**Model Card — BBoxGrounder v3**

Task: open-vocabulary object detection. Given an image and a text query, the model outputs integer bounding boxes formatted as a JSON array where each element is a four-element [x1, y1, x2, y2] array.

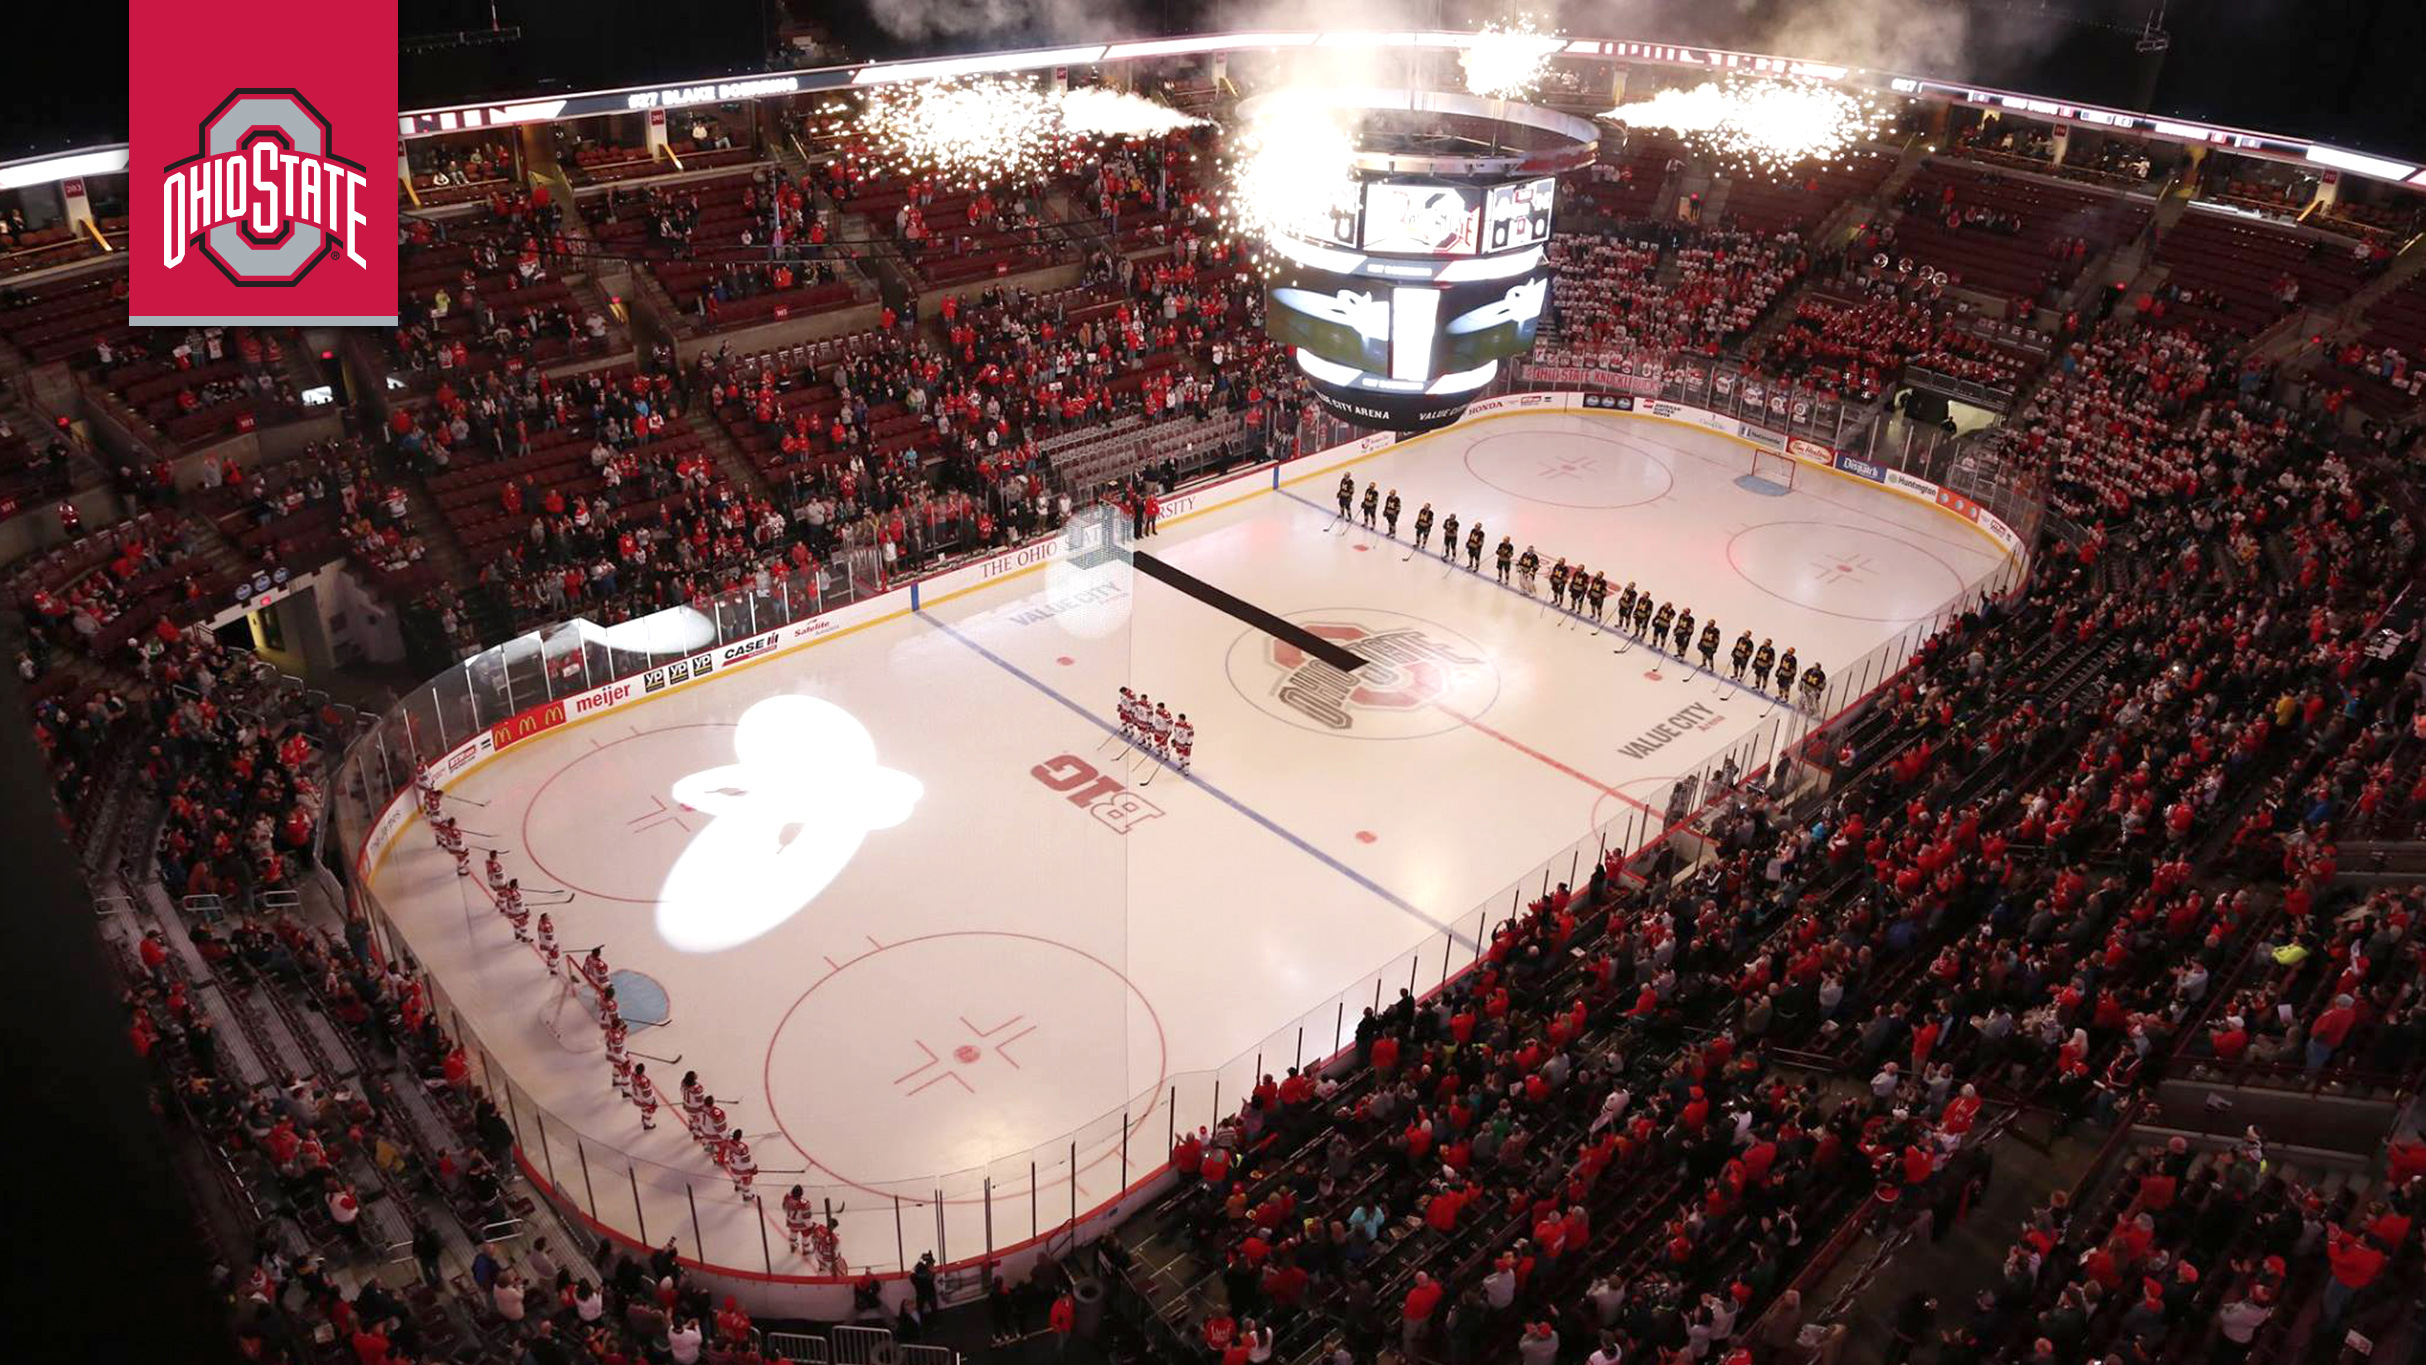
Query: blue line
[[1275, 488, 1785, 704], [920, 614, 1474, 952]]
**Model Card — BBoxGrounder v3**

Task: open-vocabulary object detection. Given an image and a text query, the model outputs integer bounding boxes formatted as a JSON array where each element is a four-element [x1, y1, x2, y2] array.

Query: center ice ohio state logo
[[1230, 610, 1499, 739], [158, 89, 372, 285]]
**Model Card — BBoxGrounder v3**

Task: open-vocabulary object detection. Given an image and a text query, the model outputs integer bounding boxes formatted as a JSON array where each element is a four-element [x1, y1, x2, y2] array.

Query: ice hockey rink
[[366, 405, 2018, 1283]]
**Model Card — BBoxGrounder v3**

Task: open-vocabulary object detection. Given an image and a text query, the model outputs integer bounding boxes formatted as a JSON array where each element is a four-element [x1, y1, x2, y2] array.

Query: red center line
[[1431, 704, 1660, 815]]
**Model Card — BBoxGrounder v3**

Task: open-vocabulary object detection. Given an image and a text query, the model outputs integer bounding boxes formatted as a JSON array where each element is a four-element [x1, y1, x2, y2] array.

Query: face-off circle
[[522, 723, 738, 903], [1225, 607, 1501, 740], [1726, 520, 1966, 622], [1461, 430, 1675, 509], [764, 931, 1167, 1199]]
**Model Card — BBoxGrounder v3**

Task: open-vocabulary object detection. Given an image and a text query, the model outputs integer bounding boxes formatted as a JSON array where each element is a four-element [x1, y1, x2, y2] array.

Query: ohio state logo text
[[1228, 610, 1499, 740], [160, 89, 371, 285]]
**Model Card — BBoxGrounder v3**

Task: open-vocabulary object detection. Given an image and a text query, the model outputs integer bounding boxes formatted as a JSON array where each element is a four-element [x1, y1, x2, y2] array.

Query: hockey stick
[[451, 826, 497, 839], [447, 794, 492, 808], [1402, 543, 1417, 561], [1137, 757, 1160, 787], [632, 1049, 683, 1064], [756, 1167, 810, 1175]]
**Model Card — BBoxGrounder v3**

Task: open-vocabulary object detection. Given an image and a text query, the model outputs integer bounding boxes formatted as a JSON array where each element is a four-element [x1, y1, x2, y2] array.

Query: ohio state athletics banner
[[129, 0, 398, 325]]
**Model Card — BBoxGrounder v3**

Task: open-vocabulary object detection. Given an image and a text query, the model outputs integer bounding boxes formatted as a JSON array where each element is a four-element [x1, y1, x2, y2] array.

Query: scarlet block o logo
[[1227, 609, 1500, 740], [160, 89, 372, 286]]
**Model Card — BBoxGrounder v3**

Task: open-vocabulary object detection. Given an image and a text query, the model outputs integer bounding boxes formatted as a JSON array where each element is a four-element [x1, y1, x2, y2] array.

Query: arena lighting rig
[[1236, 87, 1598, 433]]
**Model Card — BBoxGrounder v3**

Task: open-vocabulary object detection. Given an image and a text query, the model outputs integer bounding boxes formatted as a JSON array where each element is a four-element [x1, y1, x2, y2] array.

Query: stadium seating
[[1889, 160, 2152, 301], [2152, 209, 2381, 330]]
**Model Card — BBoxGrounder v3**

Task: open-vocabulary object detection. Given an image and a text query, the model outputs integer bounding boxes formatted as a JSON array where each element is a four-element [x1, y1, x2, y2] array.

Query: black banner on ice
[[1132, 551, 1367, 674]]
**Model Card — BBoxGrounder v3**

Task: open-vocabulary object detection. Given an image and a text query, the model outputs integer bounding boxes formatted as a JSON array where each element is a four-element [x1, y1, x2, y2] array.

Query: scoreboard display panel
[[1267, 174, 1560, 433]]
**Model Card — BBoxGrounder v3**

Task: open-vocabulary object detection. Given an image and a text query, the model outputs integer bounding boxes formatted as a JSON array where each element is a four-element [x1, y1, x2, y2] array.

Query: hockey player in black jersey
[[1383, 490, 1402, 537], [1464, 523, 1485, 571], [1730, 630, 1754, 680], [1650, 601, 1675, 651], [1515, 546, 1540, 594], [1697, 621, 1722, 669], [1547, 558, 1569, 604], [1750, 640, 1776, 690], [1413, 503, 1434, 550], [1494, 536, 1514, 584], [1671, 606, 1695, 660], [1360, 482, 1379, 528], [1440, 512, 1460, 561], [1586, 572, 1609, 622], [1335, 472, 1354, 521], [1773, 646, 1798, 700]]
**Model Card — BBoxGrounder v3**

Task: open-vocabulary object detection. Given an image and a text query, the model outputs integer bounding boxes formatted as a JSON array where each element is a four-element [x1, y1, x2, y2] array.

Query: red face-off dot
[[1352, 544, 1371, 553], [1056, 656, 1075, 666], [953, 1044, 982, 1064], [1355, 830, 1378, 844]]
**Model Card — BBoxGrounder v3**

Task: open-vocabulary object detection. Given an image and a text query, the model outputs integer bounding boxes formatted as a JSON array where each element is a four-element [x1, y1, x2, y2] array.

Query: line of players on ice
[[1336, 473, 1830, 710], [1115, 689, 1195, 772], [413, 759, 841, 1264]]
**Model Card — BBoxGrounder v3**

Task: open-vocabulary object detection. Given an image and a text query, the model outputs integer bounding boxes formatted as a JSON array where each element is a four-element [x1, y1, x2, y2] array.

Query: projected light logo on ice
[[657, 695, 921, 952], [1228, 609, 1499, 740], [157, 90, 373, 287]]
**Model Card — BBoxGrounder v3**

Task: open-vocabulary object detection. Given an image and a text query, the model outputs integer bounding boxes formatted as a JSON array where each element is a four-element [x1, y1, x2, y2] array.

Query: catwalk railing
[[324, 377, 2043, 1285]]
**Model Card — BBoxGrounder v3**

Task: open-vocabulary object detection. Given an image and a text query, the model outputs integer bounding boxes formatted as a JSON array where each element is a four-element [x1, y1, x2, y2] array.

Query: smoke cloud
[[858, 0, 2112, 109]]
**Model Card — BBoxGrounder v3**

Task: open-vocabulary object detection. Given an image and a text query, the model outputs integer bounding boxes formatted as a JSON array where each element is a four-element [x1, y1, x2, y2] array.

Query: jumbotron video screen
[[1265, 174, 1557, 433]]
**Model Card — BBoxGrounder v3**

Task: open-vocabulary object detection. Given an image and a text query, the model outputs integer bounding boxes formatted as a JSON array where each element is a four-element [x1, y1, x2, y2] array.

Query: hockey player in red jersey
[[1172, 714, 1195, 775], [726, 1130, 758, 1199], [432, 814, 470, 878], [783, 1185, 816, 1254], [603, 1013, 633, 1097], [498, 878, 530, 942], [681, 1073, 709, 1137], [629, 1062, 659, 1129]]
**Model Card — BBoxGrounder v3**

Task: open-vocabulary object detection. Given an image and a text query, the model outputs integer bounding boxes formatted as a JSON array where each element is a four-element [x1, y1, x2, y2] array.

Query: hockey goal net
[[539, 962, 605, 1053], [1748, 448, 1797, 491]]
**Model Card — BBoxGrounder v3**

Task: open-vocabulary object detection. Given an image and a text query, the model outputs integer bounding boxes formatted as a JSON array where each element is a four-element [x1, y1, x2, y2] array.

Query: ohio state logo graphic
[[159, 89, 372, 285], [1228, 608, 1499, 739]]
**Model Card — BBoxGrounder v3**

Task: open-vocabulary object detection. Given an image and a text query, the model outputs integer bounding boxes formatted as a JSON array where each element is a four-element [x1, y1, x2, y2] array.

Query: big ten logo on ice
[[1230, 610, 1500, 740], [130, 0, 397, 325], [1030, 755, 1164, 834]]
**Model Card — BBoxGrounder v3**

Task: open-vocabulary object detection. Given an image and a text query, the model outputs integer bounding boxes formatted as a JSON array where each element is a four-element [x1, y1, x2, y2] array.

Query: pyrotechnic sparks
[[1603, 79, 1893, 175], [1057, 86, 1208, 139], [852, 78, 1203, 187], [1220, 97, 1361, 252], [1461, 19, 1564, 101], [856, 78, 1061, 186]]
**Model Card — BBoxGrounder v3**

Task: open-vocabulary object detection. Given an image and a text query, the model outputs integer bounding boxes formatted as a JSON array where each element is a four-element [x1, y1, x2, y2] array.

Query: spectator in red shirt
[[1402, 1272, 1444, 1354], [2309, 994, 2359, 1072]]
